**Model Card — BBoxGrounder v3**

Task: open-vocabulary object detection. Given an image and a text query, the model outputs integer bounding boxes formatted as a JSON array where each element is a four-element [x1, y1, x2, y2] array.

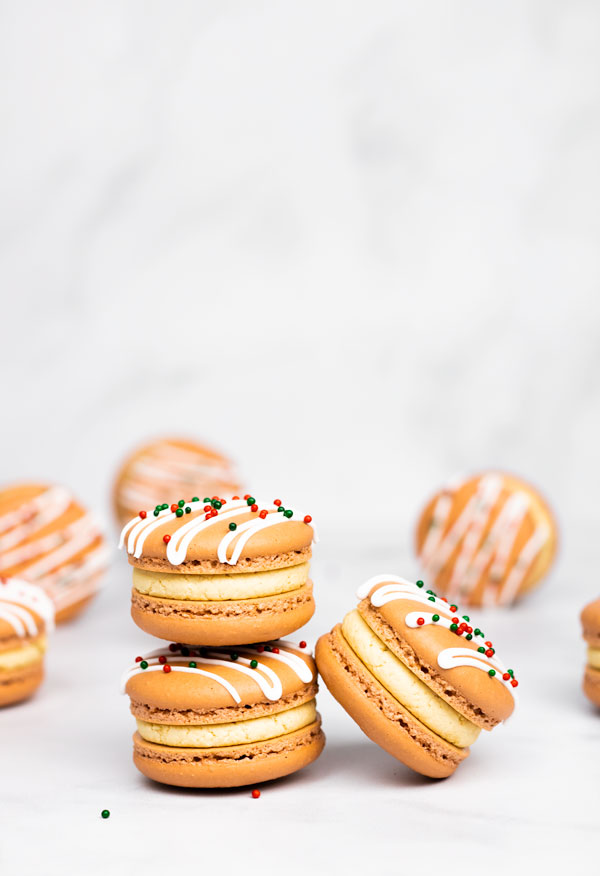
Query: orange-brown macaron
[[415, 471, 557, 606], [119, 494, 316, 645], [113, 437, 241, 527], [0, 577, 55, 707], [0, 483, 108, 622], [581, 597, 600, 707], [122, 639, 324, 787], [316, 575, 517, 778]]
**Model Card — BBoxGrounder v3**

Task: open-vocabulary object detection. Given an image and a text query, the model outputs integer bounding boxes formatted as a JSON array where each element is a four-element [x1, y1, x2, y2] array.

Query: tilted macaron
[[120, 495, 316, 645], [113, 437, 241, 527], [122, 639, 324, 787], [0, 483, 108, 622], [0, 577, 55, 707], [581, 598, 600, 707], [415, 471, 557, 606], [316, 575, 517, 778]]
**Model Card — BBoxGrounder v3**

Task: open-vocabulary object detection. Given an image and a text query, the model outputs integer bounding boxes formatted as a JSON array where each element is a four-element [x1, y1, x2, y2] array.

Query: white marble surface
[[1, 1, 600, 872]]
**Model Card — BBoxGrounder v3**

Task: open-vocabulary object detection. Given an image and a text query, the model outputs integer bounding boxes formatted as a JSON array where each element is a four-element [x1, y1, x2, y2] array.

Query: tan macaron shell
[[359, 587, 515, 725], [0, 579, 54, 707], [415, 472, 557, 606], [581, 598, 600, 647]]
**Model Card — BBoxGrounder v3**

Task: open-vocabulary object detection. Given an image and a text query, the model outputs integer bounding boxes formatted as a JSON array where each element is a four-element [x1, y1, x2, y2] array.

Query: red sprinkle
[[244, 494, 251, 500], [503, 673, 510, 681], [212, 496, 219, 501], [450, 605, 458, 612], [452, 617, 459, 624], [158, 655, 167, 664], [170, 503, 178, 512], [169, 644, 178, 652], [135, 656, 142, 663], [273, 499, 282, 506], [139, 511, 147, 519], [163, 534, 171, 544], [299, 641, 307, 648], [485, 648, 494, 658], [163, 665, 171, 673], [251, 789, 260, 799], [257, 645, 265, 652], [485, 641, 493, 648], [272, 647, 280, 654], [259, 510, 268, 519], [251, 504, 258, 512], [232, 496, 240, 500], [303, 515, 312, 524], [511, 679, 519, 688], [416, 617, 425, 626], [204, 504, 212, 512]]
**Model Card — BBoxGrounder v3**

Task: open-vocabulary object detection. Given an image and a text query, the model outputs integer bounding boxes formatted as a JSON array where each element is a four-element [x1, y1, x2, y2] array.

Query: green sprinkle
[[426, 589, 434, 595], [213, 500, 222, 509], [175, 508, 184, 517], [185, 506, 191, 514], [462, 615, 470, 622], [416, 580, 424, 588], [250, 659, 258, 669], [488, 669, 496, 677], [229, 522, 237, 531], [153, 509, 160, 517], [178, 500, 185, 507], [192, 497, 199, 502], [428, 596, 435, 602], [247, 497, 256, 506], [508, 669, 514, 677], [188, 661, 197, 668], [203, 497, 211, 503], [230, 653, 239, 661], [283, 509, 293, 518], [140, 660, 148, 669], [474, 628, 482, 637], [466, 633, 473, 640], [478, 647, 485, 654], [101, 810, 110, 819], [277, 506, 285, 512], [161, 503, 169, 510], [450, 623, 458, 632], [432, 614, 440, 622]]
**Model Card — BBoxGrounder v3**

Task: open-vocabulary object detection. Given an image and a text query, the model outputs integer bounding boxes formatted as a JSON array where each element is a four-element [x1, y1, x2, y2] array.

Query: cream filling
[[587, 647, 600, 670], [0, 638, 46, 671], [136, 699, 316, 747], [132, 562, 309, 601], [342, 611, 480, 748]]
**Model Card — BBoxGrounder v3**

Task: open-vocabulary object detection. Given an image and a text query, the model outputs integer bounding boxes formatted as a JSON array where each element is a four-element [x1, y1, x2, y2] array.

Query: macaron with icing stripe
[[120, 494, 316, 645], [415, 471, 557, 606], [122, 639, 325, 787], [581, 597, 600, 706], [0, 577, 55, 707], [113, 437, 241, 527], [316, 575, 517, 778], [0, 482, 108, 622]]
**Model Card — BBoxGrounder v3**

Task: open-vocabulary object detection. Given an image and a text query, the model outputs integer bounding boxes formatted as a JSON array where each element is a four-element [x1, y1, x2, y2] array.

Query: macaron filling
[[587, 647, 600, 670], [132, 562, 309, 602], [0, 637, 46, 671], [341, 610, 480, 748], [135, 699, 316, 747]]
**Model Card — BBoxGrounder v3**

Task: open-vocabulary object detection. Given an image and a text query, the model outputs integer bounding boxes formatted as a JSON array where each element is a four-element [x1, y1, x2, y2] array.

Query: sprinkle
[[283, 509, 293, 518], [451, 617, 459, 624], [181, 646, 190, 656], [229, 522, 237, 531], [178, 500, 185, 507], [450, 623, 458, 632], [163, 665, 171, 673], [189, 661, 197, 668], [204, 504, 212, 512], [277, 506, 285, 512], [250, 659, 258, 669], [139, 511, 147, 519], [140, 661, 148, 669], [507, 669, 514, 677], [416, 581, 424, 588], [232, 496, 240, 500], [478, 647, 486, 654], [432, 614, 440, 622], [488, 669, 496, 677], [244, 494, 251, 500], [251, 504, 258, 512], [101, 810, 110, 819], [466, 634, 473, 640], [428, 596, 435, 602], [299, 641, 307, 648], [161, 504, 169, 510], [135, 656, 142, 663], [273, 499, 282, 506], [272, 647, 280, 654], [511, 679, 519, 688], [170, 504, 178, 512], [474, 628, 482, 637], [230, 653, 239, 661], [247, 497, 256, 506], [153, 509, 160, 516], [416, 617, 425, 626], [204, 497, 211, 503], [450, 605, 458, 613], [257, 645, 265, 653], [185, 506, 191, 514], [158, 655, 166, 664], [259, 510, 268, 519], [213, 500, 222, 510], [503, 673, 510, 681], [304, 515, 312, 524], [192, 497, 200, 502], [251, 789, 261, 799], [462, 615, 470, 622], [163, 534, 171, 544], [169, 644, 178, 652], [175, 508, 183, 518], [485, 648, 495, 658], [485, 641, 493, 648], [426, 589, 434, 595]]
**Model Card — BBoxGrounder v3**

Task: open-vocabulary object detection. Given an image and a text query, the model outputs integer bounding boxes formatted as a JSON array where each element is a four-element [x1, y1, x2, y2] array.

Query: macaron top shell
[[120, 497, 315, 570], [581, 598, 600, 644], [0, 577, 55, 640], [357, 576, 517, 724], [123, 642, 316, 710]]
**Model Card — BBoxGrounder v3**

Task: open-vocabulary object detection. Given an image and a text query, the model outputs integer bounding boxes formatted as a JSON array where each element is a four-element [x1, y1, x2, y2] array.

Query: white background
[[1, 2, 599, 873]]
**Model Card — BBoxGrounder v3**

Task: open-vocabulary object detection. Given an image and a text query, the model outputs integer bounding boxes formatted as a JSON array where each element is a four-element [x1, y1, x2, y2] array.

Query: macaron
[[113, 437, 241, 527], [120, 495, 316, 645], [316, 575, 517, 778], [581, 597, 600, 706], [415, 471, 557, 606], [0, 577, 55, 707], [0, 483, 108, 622], [122, 639, 324, 787]]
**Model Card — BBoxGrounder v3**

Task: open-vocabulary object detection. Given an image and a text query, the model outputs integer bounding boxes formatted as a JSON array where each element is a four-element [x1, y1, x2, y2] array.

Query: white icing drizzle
[[418, 473, 552, 605], [0, 577, 55, 637], [120, 642, 314, 702], [119, 497, 316, 567], [357, 575, 516, 695], [0, 487, 107, 610]]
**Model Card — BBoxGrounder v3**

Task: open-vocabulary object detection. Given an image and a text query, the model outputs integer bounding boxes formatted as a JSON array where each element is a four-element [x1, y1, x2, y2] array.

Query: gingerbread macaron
[[415, 471, 557, 606], [113, 437, 241, 527], [581, 597, 600, 707], [316, 575, 517, 778], [0, 483, 108, 622], [122, 639, 324, 787], [119, 495, 316, 645], [0, 577, 55, 707]]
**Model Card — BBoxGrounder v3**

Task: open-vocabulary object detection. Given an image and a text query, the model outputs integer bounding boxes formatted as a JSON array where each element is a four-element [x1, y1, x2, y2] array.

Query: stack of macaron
[[120, 493, 325, 787], [581, 597, 600, 707]]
